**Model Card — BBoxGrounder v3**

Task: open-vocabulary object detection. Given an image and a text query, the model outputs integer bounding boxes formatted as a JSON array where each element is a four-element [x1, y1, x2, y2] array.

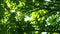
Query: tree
[[0, 0, 60, 34]]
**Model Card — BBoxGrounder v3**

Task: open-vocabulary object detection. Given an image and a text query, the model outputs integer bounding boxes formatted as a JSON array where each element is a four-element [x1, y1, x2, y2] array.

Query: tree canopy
[[0, 0, 60, 34]]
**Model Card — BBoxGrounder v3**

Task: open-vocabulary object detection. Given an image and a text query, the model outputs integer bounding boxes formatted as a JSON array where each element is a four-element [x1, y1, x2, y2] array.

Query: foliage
[[0, 0, 60, 34]]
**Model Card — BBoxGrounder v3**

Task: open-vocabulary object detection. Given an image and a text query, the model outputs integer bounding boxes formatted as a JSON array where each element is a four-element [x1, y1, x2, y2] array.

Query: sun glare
[[42, 32, 47, 34], [11, 10, 16, 13], [45, 0, 51, 2], [24, 16, 33, 21]]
